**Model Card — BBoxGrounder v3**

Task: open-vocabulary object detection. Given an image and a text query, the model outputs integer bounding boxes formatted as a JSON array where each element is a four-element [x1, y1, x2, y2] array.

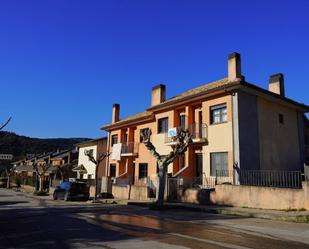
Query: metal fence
[[238, 170, 302, 189]]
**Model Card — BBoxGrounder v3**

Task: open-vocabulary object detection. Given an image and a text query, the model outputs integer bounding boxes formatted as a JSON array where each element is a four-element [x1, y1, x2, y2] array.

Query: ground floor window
[[210, 152, 228, 176], [139, 163, 148, 179], [109, 164, 116, 177]]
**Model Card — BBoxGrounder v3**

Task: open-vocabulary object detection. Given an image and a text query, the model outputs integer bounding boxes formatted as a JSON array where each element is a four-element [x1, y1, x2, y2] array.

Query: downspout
[[105, 131, 111, 177]]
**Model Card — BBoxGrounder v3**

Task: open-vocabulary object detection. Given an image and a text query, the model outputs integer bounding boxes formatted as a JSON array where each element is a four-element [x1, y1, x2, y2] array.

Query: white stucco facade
[[77, 145, 97, 179]]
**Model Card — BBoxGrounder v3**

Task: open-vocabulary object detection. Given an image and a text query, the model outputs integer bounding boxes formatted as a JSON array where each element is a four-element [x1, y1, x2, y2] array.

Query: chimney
[[112, 104, 120, 123], [151, 84, 166, 106], [269, 73, 285, 96], [228, 52, 242, 81]]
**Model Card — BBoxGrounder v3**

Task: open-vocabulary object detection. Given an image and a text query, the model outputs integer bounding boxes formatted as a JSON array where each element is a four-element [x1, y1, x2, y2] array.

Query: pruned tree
[[0, 117, 11, 131], [32, 162, 52, 192], [5, 165, 14, 189], [84, 150, 110, 202], [141, 129, 192, 207]]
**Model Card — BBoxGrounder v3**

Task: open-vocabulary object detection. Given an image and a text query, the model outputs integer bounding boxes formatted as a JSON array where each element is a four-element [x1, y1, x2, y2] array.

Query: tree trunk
[[6, 174, 10, 189], [156, 162, 167, 207], [39, 175, 44, 192], [94, 164, 99, 201]]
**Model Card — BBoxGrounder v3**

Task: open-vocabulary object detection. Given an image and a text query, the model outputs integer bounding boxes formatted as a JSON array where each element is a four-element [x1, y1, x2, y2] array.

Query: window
[[138, 163, 148, 179], [180, 114, 186, 130], [86, 149, 94, 157], [210, 104, 227, 124], [158, 117, 169, 133], [109, 164, 116, 177], [111, 135, 118, 146], [210, 152, 228, 176], [140, 128, 149, 142], [279, 113, 284, 124]]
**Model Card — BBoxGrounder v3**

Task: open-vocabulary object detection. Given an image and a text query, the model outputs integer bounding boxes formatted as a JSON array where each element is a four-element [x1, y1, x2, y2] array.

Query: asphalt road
[[0, 189, 309, 249]]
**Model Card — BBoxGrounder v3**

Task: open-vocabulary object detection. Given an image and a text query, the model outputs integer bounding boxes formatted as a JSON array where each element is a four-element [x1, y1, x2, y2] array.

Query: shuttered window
[[210, 152, 228, 176]]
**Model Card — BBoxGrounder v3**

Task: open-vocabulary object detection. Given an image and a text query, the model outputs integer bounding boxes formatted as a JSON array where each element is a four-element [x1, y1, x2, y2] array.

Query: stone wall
[[112, 185, 150, 200]]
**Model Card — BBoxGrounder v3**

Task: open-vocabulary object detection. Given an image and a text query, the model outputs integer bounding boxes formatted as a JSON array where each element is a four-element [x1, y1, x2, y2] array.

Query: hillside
[[0, 131, 90, 161]]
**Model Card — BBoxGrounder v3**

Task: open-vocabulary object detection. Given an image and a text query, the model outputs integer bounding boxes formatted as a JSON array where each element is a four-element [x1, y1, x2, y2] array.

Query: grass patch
[[33, 190, 49, 196]]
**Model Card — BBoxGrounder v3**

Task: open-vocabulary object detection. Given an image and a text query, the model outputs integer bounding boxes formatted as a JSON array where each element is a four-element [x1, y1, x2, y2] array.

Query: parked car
[[53, 181, 89, 201]]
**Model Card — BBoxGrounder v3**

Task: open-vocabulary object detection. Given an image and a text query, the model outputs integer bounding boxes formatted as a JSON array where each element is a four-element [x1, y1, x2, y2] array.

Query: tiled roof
[[101, 111, 153, 130], [153, 77, 230, 107], [101, 78, 233, 130]]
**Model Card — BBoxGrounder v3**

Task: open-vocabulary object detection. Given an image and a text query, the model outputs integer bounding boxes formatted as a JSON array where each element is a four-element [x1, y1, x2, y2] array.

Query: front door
[[195, 154, 203, 184]]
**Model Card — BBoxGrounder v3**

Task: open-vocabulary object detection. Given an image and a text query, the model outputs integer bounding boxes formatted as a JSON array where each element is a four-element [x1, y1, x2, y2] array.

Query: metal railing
[[121, 142, 139, 155], [165, 123, 207, 143], [238, 170, 302, 189]]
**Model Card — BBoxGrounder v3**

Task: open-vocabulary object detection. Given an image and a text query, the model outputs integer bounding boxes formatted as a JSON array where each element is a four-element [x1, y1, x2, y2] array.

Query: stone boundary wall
[[112, 185, 149, 200], [181, 182, 309, 210]]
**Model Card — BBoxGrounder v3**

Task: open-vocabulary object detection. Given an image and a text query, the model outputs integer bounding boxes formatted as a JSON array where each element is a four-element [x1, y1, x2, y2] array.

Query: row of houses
[[11, 52, 309, 204]]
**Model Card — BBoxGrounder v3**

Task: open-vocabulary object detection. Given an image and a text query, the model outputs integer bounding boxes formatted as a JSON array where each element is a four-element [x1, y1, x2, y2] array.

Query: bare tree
[[5, 165, 14, 189], [32, 162, 52, 192], [141, 129, 192, 207], [0, 117, 11, 131], [84, 150, 110, 202]]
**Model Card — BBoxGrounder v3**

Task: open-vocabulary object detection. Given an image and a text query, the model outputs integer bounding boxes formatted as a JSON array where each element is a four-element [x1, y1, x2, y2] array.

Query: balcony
[[165, 123, 207, 144], [120, 142, 139, 157]]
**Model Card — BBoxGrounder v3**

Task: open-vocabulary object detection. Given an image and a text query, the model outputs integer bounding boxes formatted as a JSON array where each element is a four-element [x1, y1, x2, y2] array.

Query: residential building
[[75, 137, 107, 180], [102, 52, 309, 193]]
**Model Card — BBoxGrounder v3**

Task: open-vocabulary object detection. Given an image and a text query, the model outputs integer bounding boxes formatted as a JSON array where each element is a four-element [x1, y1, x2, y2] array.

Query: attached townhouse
[[102, 52, 309, 194], [75, 137, 107, 180]]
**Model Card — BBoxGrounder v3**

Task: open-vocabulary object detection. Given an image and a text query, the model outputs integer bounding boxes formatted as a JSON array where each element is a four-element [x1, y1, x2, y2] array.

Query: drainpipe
[[105, 131, 110, 177]]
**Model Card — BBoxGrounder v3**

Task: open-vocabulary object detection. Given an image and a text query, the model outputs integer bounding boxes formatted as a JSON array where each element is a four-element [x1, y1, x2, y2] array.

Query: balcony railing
[[121, 142, 139, 156], [165, 123, 207, 144]]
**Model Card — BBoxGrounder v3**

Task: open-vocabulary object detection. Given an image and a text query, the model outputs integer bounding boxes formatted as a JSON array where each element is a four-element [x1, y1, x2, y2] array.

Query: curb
[[127, 201, 309, 223]]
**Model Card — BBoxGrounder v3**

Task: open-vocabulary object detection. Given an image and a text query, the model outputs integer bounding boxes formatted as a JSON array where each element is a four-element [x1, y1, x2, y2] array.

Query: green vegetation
[[0, 131, 90, 162]]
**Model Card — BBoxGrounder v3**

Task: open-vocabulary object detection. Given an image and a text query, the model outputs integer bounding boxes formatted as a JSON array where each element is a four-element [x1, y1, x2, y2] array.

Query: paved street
[[0, 189, 309, 249]]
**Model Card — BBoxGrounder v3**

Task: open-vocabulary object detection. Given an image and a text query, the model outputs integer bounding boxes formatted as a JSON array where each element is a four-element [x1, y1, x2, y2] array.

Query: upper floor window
[[140, 128, 150, 142], [210, 104, 227, 124], [158, 117, 169, 133], [86, 149, 94, 157], [180, 114, 186, 130], [111, 135, 118, 146]]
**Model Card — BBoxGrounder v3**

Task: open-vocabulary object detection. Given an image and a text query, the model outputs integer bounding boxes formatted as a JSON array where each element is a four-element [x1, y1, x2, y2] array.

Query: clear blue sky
[[0, 0, 308, 138]]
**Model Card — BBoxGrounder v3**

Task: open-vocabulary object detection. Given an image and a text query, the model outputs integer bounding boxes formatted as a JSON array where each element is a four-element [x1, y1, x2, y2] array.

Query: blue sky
[[0, 0, 308, 138]]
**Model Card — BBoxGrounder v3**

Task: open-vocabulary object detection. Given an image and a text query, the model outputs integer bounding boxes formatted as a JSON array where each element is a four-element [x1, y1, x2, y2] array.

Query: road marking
[[169, 233, 253, 249]]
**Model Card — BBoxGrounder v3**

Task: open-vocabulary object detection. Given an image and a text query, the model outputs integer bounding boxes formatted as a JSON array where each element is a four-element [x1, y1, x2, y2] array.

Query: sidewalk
[[128, 201, 309, 223]]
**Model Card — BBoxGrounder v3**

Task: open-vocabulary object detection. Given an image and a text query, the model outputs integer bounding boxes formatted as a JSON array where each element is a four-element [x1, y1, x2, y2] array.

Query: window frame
[[157, 117, 169, 134], [210, 152, 228, 176], [210, 104, 227, 125], [111, 135, 118, 146], [138, 163, 148, 179], [140, 128, 150, 142]]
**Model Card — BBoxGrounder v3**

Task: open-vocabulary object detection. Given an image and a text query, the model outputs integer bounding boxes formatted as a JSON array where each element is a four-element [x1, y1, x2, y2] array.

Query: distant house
[[75, 137, 107, 180]]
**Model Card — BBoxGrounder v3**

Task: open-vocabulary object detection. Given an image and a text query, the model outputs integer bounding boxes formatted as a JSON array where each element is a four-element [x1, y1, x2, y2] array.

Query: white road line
[[169, 233, 253, 249]]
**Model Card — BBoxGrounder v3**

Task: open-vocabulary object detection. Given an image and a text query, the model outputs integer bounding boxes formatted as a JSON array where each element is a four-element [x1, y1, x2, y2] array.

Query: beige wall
[[257, 97, 301, 171], [202, 95, 234, 177], [211, 183, 309, 210]]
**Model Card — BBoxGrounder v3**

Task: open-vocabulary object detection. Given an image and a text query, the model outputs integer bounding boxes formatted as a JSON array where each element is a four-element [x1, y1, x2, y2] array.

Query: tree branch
[[140, 129, 162, 161], [0, 117, 11, 131]]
